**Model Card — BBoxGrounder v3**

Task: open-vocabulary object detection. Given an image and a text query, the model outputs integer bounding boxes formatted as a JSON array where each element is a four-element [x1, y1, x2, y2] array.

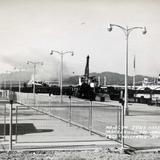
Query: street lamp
[[50, 50, 74, 103], [108, 24, 146, 115], [14, 66, 27, 94], [108, 24, 147, 150], [27, 61, 43, 106]]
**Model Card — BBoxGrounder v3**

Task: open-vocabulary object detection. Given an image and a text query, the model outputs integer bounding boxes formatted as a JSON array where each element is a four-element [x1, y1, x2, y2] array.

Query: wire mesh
[[0, 92, 121, 149]]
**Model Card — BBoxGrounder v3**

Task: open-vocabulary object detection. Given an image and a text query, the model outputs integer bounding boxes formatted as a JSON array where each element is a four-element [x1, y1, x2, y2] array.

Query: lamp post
[[108, 24, 146, 115], [27, 61, 43, 106], [107, 24, 147, 150], [50, 50, 74, 103], [14, 66, 27, 94]]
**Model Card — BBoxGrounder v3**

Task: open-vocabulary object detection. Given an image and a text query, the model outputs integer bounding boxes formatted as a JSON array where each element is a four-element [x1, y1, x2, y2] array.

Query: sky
[[0, 0, 160, 80]]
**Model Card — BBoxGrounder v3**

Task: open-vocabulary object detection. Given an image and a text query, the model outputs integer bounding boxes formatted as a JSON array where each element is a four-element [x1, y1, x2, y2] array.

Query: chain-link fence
[[2, 91, 160, 151], [0, 91, 122, 150]]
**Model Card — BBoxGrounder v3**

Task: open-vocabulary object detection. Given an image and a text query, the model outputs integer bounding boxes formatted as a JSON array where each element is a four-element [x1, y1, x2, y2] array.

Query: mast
[[84, 55, 90, 83]]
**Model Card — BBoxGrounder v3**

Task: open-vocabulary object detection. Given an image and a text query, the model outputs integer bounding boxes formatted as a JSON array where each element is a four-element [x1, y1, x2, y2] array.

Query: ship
[[134, 74, 160, 104], [107, 74, 160, 105]]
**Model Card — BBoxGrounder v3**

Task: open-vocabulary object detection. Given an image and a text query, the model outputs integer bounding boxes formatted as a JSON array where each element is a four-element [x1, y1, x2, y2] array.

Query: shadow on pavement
[[0, 123, 53, 135]]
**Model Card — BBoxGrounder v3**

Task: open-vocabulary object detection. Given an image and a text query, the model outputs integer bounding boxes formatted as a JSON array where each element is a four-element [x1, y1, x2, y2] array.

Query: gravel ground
[[1, 148, 160, 160]]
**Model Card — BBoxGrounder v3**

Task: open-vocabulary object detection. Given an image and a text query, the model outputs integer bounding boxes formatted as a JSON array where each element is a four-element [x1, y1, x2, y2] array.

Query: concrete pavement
[[1, 93, 160, 151], [0, 102, 119, 150]]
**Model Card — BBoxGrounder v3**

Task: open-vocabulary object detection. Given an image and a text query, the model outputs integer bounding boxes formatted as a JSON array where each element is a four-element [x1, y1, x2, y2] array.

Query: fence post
[[117, 105, 121, 140], [117, 106, 119, 140], [119, 105, 122, 141], [121, 103, 124, 150], [15, 106, 18, 143], [69, 96, 72, 126], [88, 104, 90, 131], [36, 94, 38, 109], [9, 100, 13, 151], [89, 100, 93, 135], [49, 95, 52, 115], [18, 92, 20, 104], [49, 95, 51, 106], [3, 104, 6, 141]]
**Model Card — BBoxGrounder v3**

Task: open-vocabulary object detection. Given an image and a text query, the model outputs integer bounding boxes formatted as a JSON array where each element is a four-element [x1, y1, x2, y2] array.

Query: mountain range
[[64, 71, 155, 86], [0, 71, 156, 86]]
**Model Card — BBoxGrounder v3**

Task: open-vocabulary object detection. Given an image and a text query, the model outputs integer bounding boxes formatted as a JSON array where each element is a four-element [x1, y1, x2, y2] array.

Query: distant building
[[45, 80, 59, 87]]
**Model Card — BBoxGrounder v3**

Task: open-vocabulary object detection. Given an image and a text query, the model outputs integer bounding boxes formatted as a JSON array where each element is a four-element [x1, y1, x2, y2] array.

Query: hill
[[0, 70, 155, 87], [64, 71, 155, 86]]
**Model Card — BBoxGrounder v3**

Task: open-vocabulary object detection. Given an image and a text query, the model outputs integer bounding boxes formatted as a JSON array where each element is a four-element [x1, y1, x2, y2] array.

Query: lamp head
[[107, 24, 112, 32], [142, 26, 147, 35]]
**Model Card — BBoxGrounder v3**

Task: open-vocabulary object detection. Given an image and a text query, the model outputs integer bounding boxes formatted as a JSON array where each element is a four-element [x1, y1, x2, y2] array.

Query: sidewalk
[[122, 103, 160, 149]]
